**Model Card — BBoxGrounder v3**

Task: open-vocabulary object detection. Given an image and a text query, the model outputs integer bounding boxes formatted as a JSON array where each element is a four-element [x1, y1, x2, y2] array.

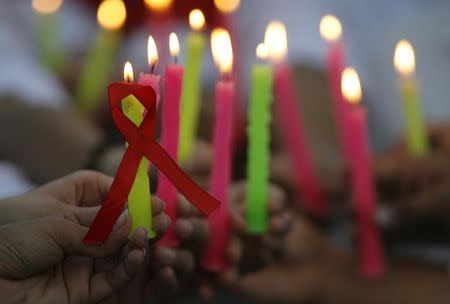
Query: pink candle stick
[[265, 21, 324, 216], [342, 68, 385, 278], [201, 28, 234, 272], [320, 15, 350, 163], [158, 33, 184, 248]]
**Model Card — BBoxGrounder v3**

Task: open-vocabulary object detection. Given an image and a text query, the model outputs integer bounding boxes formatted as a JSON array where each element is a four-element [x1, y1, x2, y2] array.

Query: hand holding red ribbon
[[83, 83, 220, 245]]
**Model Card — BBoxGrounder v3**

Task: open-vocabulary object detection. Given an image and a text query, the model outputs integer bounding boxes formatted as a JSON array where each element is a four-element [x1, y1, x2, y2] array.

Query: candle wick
[[150, 62, 157, 74]]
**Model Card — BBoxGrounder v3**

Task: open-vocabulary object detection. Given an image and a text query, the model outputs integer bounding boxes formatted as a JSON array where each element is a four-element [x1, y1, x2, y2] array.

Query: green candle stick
[[178, 32, 206, 164], [76, 30, 120, 115], [36, 13, 66, 75], [401, 79, 428, 156], [122, 94, 155, 238], [246, 64, 273, 233]]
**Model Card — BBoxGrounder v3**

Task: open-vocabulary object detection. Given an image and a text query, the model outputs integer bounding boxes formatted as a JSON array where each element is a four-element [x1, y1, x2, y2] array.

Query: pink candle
[[201, 28, 234, 272], [158, 33, 184, 248], [265, 21, 324, 216], [139, 36, 161, 105], [273, 65, 324, 216], [320, 15, 350, 163], [342, 68, 385, 278]]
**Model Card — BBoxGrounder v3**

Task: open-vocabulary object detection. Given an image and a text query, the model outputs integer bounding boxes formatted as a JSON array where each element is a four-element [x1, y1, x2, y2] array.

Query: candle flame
[[214, 0, 240, 14], [147, 35, 159, 67], [144, 0, 173, 13], [97, 0, 126, 31], [256, 43, 269, 60], [341, 67, 362, 104], [211, 28, 233, 75], [264, 21, 287, 62], [169, 32, 180, 57], [124, 61, 134, 83], [32, 0, 63, 14], [189, 9, 205, 31], [320, 15, 342, 42], [394, 40, 416, 76]]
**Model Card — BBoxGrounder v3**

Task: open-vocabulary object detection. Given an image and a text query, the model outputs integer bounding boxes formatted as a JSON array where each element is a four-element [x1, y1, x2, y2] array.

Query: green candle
[[178, 9, 206, 164], [33, 0, 66, 74], [76, 0, 126, 115], [394, 40, 428, 156], [246, 47, 273, 233], [121, 87, 155, 238]]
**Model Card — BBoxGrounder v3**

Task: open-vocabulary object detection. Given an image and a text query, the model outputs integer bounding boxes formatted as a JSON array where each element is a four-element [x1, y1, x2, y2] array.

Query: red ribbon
[[83, 83, 220, 245]]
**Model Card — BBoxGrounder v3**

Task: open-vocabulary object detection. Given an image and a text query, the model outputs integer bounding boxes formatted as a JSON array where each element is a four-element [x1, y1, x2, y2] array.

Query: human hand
[[0, 171, 170, 304]]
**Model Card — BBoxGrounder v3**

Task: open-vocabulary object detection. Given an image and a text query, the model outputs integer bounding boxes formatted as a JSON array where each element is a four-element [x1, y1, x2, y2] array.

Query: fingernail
[[113, 210, 129, 231], [176, 219, 194, 239]]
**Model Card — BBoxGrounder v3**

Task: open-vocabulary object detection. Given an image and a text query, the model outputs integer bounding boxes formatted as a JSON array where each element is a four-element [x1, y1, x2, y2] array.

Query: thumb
[[0, 216, 130, 280]]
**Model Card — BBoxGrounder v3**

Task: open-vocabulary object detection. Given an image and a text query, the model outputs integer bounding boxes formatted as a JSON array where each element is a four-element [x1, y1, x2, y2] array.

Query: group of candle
[[33, 0, 430, 279]]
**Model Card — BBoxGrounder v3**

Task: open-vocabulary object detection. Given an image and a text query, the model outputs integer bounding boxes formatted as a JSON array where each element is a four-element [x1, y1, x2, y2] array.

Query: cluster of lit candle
[[33, 0, 429, 279]]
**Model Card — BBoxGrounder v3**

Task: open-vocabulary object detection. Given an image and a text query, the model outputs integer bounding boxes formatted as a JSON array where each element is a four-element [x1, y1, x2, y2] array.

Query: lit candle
[[201, 28, 234, 271], [267, 21, 324, 216], [121, 61, 155, 238], [158, 33, 184, 248], [245, 42, 272, 233], [139, 36, 161, 104], [342, 68, 385, 278], [394, 40, 428, 156], [178, 9, 206, 164], [320, 15, 350, 162], [32, 0, 66, 74], [76, 0, 126, 115]]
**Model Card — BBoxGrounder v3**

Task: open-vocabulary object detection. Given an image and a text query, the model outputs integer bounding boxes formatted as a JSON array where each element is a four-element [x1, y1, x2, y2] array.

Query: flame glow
[[147, 35, 159, 67], [320, 15, 342, 42], [124, 61, 134, 83], [256, 43, 269, 60], [169, 32, 180, 57], [394, 40, 416, 76], [211, 28, 233, 74], [214, 0, 240, 13], [32, 0, 63, 14], [144, 0, 173, 13], [264, 21, 287, 62], [189, 9, 205, 31], [97, 0, 126, 31], [341, 67, 362, 104]]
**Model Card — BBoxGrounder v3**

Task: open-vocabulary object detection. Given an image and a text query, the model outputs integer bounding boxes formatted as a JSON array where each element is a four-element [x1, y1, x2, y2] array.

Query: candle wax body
[[178, 32, 206, 164], [139, 73, 161, 105], [327, 42, 350, 161], [201, 80, 234, 271], [273, 65, 324, 216], [76, 29, 120, 115], [246, 64, 272, 233], [400, 78, 428, 157], [36, 13, 65, 75], [122, 95, 155, 238], [347, 106, 385, 278], [158, 64, 184, 248]]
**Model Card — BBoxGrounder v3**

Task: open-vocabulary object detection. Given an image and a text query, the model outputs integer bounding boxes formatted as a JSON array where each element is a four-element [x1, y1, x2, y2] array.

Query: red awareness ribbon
[[83, 83, 220, 245]]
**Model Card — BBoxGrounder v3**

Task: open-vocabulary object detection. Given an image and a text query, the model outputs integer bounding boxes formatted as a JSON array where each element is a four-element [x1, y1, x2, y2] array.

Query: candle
[[178, 9, 206, 164], [32, 0, 66, 74], [394, 40, 428, 157], [121, 62, 155, 238], [342, 68, 385, 278], [266, 21, 324, 216], [76, 0, 125, 115], [214, 0, 240, 13], [201, 28, 234, 271], [138, 36, 161, 104], [320, 15, 350, 161], [158, 33, 184, 248], [245, 42, 272, 233]]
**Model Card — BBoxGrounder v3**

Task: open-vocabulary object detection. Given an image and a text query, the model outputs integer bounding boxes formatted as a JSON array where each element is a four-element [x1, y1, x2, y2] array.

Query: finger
[[267, 184, 286, 214], [152, 214, 171, 238], [229, 181, 247, 208], [177, 194, 199, 217], [151, 196, 165, 215], [153, 247, 194, 276], [269, 210, 292, 236], [175, 217, 210, 247]]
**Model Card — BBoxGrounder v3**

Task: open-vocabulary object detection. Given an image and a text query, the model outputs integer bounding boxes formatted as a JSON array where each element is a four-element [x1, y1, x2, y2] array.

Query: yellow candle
[[122, 62, 154, 238], [178, 9, 206, 164], [394, 40, 428, 156]]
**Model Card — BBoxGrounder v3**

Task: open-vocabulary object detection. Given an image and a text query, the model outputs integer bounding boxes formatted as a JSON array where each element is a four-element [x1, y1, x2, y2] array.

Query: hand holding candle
[[201, 28, 234, 271], [158, 33, 184, 248], [394, 40, 428, 157], [342, 68, 385, 278]]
